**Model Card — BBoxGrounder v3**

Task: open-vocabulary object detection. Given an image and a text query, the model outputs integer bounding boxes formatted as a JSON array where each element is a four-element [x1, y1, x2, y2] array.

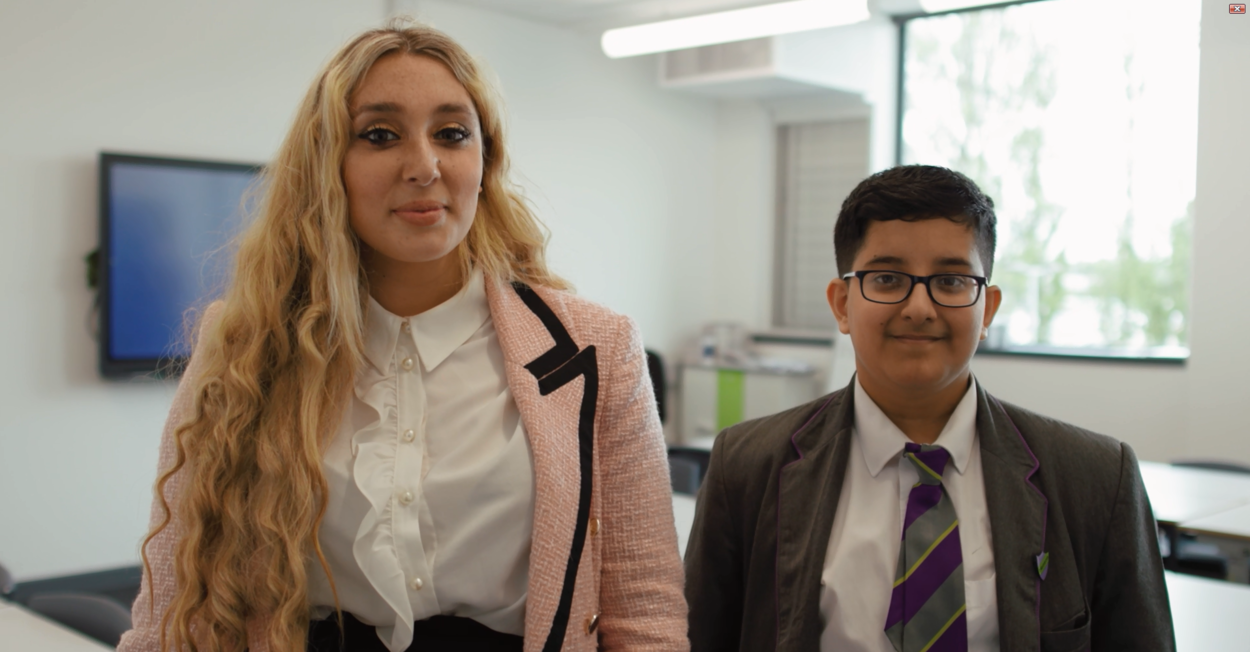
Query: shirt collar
[[362, 268, 491, 374], [853, 375, 979, 477]]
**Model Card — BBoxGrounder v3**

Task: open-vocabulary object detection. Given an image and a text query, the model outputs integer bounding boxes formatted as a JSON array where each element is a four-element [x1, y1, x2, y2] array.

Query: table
[[1139, 461, 1250, 526], [1178, 502, 1250, 541], [1167, 570, 1250, 650], [673, 493, 697, 559], [0, 600, 113, 651]]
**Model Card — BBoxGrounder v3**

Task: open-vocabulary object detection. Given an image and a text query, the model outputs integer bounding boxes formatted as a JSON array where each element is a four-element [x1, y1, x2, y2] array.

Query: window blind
[[774, 119, 870, 330]]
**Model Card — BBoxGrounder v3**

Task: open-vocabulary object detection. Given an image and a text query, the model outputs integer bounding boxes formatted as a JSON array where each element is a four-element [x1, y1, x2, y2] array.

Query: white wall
[[0, 0, 719, 581], [1184, 0, 1250, 462]]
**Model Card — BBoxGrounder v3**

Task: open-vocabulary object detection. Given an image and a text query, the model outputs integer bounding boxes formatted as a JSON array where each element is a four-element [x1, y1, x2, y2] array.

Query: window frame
[[892, 0, 1190, 364]]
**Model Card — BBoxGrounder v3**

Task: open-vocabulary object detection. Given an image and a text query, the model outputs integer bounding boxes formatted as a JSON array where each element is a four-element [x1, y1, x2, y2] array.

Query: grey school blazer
[[684, 378, 1175, 652]]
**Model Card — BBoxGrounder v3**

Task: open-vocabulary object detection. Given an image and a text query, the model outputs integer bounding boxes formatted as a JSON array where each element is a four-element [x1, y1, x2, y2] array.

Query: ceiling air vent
[[661, 37, 775, 86]]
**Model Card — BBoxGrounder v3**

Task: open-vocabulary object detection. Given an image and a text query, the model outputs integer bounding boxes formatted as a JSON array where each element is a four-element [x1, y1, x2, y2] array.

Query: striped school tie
[[884, 443, 967, 652]]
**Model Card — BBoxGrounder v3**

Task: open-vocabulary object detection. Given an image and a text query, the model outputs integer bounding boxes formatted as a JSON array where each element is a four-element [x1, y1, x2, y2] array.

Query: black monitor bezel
[[98, 152, 262, 379]]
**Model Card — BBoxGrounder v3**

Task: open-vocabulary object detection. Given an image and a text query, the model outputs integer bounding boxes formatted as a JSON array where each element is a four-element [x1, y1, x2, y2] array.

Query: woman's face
[[343, 53, 484, 271]]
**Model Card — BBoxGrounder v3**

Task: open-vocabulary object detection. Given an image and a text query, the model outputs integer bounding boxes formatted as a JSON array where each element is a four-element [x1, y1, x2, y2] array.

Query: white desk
[[673, 493, 697, 559], [1181, 502, 1250, 541], [1167, 570, 1250, 650], [1139, 461, 1250, 526], [0, 600, 113, 651]]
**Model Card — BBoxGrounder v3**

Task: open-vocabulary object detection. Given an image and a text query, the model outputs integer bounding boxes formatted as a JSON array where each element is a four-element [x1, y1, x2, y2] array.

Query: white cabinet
[[679, 364, 822, 447]]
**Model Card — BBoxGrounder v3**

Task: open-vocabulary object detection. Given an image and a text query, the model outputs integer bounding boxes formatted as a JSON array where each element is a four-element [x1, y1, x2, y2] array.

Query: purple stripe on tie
[[883, 528, 964, 628], [901, 484, 943, 535], [925, 610, 968, 652], [885, 582, 905, 629]]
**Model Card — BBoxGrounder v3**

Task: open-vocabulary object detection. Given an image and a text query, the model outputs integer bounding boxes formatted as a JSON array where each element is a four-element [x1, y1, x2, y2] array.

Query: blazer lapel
[[976, 385, 1047, 651], [486, 277, 596, 652], [775, 384, 853, 650]]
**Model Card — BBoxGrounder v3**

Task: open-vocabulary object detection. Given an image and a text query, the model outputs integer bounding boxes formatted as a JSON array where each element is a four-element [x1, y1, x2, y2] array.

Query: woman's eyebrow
[[434, 102, 477, 119], [351, 102, 476, 119], [351, 101, 402, 118]]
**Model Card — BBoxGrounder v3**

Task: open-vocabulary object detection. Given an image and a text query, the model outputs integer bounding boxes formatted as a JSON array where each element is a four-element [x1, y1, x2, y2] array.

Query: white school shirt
[[819, 378, 1000, 652], [307, 269, 535, 652]]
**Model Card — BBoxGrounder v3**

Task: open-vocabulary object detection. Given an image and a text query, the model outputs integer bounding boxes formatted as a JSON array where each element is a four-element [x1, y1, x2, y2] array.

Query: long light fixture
[[600, 0, 871, 59], [918, 0, 998, 12]]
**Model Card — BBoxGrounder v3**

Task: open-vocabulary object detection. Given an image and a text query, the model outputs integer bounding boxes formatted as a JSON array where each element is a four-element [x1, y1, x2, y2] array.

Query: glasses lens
[[861, 271, 913, 303], [929, 274, 981, 307]]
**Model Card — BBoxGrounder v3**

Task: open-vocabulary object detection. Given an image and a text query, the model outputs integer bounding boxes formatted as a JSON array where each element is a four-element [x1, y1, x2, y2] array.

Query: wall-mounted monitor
[[98, 152, 261, 379]]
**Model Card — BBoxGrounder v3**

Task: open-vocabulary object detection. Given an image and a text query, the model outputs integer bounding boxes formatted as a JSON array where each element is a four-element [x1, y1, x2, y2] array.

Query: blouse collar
[[362, 268, 491, 375]]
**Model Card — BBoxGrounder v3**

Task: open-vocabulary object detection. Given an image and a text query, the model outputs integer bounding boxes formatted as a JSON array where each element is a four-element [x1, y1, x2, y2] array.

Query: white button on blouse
[[307, 269, 535, 652]]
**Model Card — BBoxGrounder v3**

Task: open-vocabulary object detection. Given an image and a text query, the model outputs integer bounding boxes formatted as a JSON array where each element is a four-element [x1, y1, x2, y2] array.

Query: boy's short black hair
[[833, 165, 997, 279]]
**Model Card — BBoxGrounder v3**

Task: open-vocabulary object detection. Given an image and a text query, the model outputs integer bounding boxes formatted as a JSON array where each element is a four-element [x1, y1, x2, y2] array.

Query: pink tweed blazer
[[118, 277, 689, 652]]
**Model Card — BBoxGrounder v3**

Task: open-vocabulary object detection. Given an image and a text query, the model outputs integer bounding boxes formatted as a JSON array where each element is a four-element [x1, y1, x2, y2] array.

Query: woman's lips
[[393, 201, 445, 226]]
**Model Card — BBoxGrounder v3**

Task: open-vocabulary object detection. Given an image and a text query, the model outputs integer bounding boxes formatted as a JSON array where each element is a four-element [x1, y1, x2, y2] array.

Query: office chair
[[25, 592, 133, 646], [1172, 459, 1250, 475], [1163, 459, 1250, 580], [668, 447, 712, 495]]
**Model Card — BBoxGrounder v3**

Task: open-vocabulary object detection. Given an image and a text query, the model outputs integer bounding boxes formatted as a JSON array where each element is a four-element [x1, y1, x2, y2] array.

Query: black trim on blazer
[[512, 282, 599, 652], [514, 282, 579, 380]]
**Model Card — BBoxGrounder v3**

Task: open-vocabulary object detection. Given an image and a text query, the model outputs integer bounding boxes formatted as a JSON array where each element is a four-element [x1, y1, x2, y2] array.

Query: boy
[[684, 165, 1173, 651]]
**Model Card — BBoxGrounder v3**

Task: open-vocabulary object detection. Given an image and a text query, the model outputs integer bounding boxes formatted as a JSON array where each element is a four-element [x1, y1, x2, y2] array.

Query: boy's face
[[827, 218, 1002, 398]]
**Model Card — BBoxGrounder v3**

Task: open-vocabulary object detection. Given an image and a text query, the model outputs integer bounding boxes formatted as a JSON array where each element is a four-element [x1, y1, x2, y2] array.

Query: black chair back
[[1172, 459, 1250, 475], [645, 349, 666, 424], [668, 447, 712, 495], [0, 561, 13, 596], [26, 592, 133, 646]]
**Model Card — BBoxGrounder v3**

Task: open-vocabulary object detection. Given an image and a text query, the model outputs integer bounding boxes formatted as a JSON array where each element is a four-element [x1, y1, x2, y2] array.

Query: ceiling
[[450, 0, 927, 33], [452, 0, 823, 33]]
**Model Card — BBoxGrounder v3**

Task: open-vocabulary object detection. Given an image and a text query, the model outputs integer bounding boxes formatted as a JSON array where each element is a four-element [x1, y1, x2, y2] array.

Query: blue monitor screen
[[103, 155, 259, 372]]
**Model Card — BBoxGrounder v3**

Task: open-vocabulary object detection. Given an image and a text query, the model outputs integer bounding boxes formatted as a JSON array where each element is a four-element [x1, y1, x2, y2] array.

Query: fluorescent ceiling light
[[918, 0, 998, 12], [601, 0, 871, 59]]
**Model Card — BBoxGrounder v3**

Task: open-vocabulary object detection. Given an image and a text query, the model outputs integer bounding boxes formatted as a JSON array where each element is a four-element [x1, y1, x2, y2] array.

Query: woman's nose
[[403, 138, 440, 186]]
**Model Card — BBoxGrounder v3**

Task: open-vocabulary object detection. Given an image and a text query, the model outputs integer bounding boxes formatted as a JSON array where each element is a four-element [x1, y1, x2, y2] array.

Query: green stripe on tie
[[894, 519, 959, 587], [919, 604, 967, 652]]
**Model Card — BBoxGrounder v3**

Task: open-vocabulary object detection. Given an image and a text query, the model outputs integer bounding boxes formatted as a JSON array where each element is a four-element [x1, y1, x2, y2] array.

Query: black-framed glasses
[[842, 270, 987, 308]]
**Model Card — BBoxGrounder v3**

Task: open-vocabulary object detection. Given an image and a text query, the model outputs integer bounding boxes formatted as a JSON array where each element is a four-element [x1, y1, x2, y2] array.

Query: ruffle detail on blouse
[[349, 360, 416, 652]]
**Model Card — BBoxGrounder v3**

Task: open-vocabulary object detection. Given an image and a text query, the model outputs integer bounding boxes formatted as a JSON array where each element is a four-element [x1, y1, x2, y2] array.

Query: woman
[[118, 21, 687, 652]]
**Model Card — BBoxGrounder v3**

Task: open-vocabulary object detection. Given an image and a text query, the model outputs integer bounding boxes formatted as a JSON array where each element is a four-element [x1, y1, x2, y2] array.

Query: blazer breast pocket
[[1040, 606, 1090, 652]]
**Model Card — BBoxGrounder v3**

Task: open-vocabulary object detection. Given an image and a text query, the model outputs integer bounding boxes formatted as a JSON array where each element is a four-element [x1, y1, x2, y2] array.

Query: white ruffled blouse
[[307, 269, 535, 652]]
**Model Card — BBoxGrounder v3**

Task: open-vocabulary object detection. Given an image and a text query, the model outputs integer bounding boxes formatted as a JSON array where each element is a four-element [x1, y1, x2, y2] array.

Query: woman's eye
[[436, 126, 472, 143], [359, 127, 399, 145]]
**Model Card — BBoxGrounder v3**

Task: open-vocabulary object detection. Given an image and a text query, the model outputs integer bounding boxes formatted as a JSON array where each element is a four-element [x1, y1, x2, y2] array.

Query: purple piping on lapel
[[775, 393, 838, 649], [990, 396, 1048, 646]]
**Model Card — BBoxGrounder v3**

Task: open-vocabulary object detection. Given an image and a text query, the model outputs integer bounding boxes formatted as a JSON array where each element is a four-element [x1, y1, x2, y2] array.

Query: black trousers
[[307, 612, 524, 652]]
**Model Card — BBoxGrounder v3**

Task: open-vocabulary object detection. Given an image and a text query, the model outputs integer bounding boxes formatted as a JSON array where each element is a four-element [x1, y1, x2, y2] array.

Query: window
[[899, 0, 1199, 359], [774, 118, 870, 331]]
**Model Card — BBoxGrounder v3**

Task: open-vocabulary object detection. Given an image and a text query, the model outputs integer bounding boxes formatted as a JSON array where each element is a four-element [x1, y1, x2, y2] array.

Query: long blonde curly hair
[[142, 20, 567, 652]]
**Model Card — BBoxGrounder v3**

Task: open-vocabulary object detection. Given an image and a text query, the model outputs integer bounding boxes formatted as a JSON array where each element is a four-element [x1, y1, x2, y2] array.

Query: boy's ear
[[980, 284, 1003, 339], [827, 278, 852, 335]]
